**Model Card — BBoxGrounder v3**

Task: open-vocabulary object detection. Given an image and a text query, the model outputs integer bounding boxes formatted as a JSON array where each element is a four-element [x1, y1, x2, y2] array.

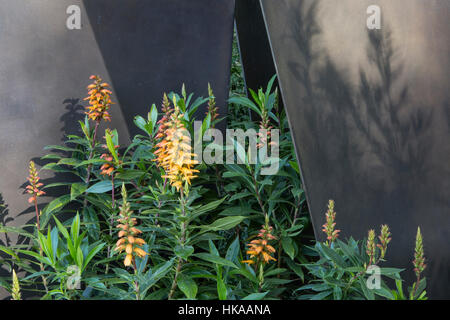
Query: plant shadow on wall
[[284, 0, 433, 213], [60, 98, 86, 140], [280, 0, 434, 298]]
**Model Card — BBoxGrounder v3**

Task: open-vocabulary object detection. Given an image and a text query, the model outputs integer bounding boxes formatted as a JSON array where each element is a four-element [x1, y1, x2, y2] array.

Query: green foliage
[[297, 223, 427, 300], [0, 65, 425, 300], [0, 75, 311, 300]]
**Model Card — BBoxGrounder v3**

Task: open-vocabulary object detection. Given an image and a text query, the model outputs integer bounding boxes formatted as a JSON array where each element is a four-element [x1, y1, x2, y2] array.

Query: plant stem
[[34, 198, 40, 231], [168, 186, 187, 300], [168, 257, 182, 300], [250, 170, 266, 217], [132, 260, 141, 300], [33, 198, 49, 294], [82, 120, 100, 210], [105, 175, 115, 275], [411, 274, 421, 299]]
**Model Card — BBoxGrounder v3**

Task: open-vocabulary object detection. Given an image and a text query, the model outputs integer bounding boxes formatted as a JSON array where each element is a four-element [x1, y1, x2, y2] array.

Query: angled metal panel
[[259, 0, 450, 298]]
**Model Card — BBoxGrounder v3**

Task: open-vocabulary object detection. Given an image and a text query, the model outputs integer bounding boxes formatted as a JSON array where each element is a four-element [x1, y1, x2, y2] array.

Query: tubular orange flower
[[114, 184, 147, 267], [243, 222, 277, 266], [26, 161, 45, 204], [322, 200, 340, 246], [154, 96, 199, 191], [84, 75, 113, 122], [26, 161, 45, 229]]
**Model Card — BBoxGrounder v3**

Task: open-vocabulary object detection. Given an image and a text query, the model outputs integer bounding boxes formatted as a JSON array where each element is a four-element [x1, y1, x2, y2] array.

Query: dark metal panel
[[235, 0, 276, 93], [83, 0, 235, 134], [0, 0, 234, 296], [260, 0, 450, 298]]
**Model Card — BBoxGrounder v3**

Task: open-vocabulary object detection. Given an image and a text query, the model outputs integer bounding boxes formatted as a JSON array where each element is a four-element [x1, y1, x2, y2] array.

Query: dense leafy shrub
[[296, 200, 427, 300], [0, 71, 312, 300]]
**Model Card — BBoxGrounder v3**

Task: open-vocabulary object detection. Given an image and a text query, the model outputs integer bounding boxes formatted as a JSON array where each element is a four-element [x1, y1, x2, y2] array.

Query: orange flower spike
[[154, 94, 199, 191], [26, 161, 46, 204], [115, 184, 147, 268], [84, 75, 113, 123], [322, 200, 340, 246], [242, 218, 277, 266]]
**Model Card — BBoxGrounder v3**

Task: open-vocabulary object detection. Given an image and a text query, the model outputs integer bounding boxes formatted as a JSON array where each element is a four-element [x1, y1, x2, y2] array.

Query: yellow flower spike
[[243, 221, 277, 266], [154, 94, 199, 192], [115, 184, 147, 268], [84, 75, 113, 123], [11, 270, 21, 300]]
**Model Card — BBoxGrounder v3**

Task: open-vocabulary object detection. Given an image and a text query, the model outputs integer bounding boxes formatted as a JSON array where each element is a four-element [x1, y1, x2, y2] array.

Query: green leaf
[[242, 292, 268, 300], [189, 197, 227, 221], [178, 276, 198, 299], [115, 170, 144, 180], [217, 274, 227, 300], [310, 290, 332, 300], [40, 195, 71, 228], [200, 216, 245, 232], [174, 245, 194, 260], [228, 96, 262, 117], [70, 213, 81, 243], [318, 242, 347, 269], [150, 104, 158, 130], [285, 259, 304, 282], [105, 129, 119, 163], [70, 183, 86, 201], [76, 246, 84, 269], [57, 158, 81, 166], [0, 245, 20, 260], [86, 180, 114, 194], [194, 253, 238, 269], [281, 237, 296, 260], [83, 242, 105, 273], [374, 286, 395, 300]]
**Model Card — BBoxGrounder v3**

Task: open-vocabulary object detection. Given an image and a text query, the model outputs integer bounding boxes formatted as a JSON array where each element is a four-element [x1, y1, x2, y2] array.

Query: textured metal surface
[[259, 0, 450, 298], [235, 0, 276, 93], [0, 0, 234, 297]]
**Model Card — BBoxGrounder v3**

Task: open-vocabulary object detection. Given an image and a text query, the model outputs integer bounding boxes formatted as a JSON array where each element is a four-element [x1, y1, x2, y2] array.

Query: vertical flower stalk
[[155, 93, 174, 143], [100, 129, 122, 271], [322, 200, 340, 246], [26, 161, 45, 230], [155, 96, 199, 299], [377, 224, 391, 260], [114, 184, 147, 268], [114, 184, 147, 300], [206, 83, 219, 126], [366, 229, 376, 265], [412, 227, 426, 297], [155, 97, 199, 192], [82, 75, 113, 209], [25, 161, 49, 293], [11, 270, 21, 300], [206, 84, 224, 196], [242, 215, 277, 290], [256, 98, 275, 149]]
